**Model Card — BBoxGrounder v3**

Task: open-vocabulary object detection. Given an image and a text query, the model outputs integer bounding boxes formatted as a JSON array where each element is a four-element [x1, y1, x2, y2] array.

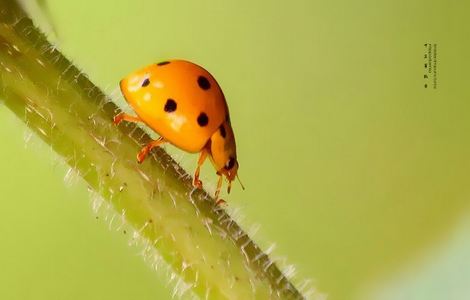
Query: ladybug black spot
[[141, 78, 150, 87], [157, 61, 170, 66], [197, 76, 211, 90], [164, 99, 177, 112], [197, 112, 209, 127], [219, 124, 226, 138]]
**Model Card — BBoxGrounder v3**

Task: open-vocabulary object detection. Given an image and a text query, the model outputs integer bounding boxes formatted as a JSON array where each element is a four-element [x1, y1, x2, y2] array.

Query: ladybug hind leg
[[137, 137, 166, 163], [113, 112, 143, 125], [113, 112, 166, 163]]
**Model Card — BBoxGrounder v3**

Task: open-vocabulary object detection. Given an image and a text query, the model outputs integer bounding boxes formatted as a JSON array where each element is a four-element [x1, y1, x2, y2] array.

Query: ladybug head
[[224, 157, 238, 180], [208, 120, 243, 194], [222, 157, 241, 194]]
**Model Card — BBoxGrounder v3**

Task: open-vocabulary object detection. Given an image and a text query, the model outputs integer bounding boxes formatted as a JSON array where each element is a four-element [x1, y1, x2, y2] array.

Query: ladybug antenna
[[236, 174, 245, 190]]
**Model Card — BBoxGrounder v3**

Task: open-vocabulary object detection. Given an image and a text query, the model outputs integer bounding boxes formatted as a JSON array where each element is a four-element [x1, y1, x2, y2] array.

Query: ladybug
[[114, 60, 243, 203]]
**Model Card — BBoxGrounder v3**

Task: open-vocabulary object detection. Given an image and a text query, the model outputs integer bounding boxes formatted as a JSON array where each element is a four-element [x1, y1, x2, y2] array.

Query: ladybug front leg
[[214, 174, 225, 205], [193, 150, 208, 189], [113, 112, 143, 125], [137, 137, 166, 163]]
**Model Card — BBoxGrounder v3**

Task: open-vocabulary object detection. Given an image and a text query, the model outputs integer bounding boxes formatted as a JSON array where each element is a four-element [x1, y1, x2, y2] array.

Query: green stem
[[0, 1, 307, 299]]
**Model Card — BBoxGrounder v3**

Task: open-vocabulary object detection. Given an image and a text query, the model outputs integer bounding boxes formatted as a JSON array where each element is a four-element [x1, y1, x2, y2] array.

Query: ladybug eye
[[141, 78, 150, 87], [224, 157, 236, 170]]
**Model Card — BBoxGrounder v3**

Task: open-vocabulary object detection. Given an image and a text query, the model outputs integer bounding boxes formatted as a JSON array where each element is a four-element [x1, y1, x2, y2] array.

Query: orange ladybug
[[114, 60, 242, 203]]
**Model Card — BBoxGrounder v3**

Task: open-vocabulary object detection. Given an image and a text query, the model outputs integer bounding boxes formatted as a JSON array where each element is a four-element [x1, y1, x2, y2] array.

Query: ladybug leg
[[193, 150, 208, 189], [214, 174, 224, 203], [137, 137, 166, 163], [113, 112, 142, 125]]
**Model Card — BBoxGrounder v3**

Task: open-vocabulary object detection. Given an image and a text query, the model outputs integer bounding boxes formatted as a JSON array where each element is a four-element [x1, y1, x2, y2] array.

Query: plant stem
[[0, 1, 308, 299]]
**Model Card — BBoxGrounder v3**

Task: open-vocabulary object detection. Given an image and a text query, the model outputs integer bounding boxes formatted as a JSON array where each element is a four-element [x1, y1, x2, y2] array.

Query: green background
[[1, 0, 469, 299]]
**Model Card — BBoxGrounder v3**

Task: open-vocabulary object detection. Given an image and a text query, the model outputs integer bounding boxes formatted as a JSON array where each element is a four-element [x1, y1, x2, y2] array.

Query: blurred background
[[1, 0, 469, 299]]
